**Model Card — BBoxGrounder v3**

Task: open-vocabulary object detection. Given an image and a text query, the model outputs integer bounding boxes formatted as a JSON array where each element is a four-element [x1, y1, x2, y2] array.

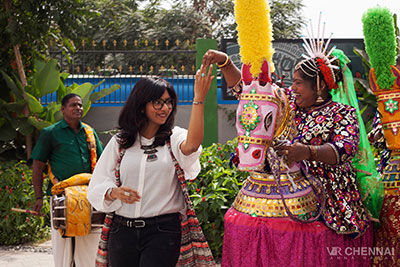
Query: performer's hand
[[33, 199, 43, 214], [274, 143, 310, 162], [202, 49, 228, 67], [110, 186, 141, 204], [194, 64, 214, 102]]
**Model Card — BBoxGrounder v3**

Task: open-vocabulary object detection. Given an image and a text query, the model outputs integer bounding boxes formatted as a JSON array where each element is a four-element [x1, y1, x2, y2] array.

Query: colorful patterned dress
[[292, 96, 371, 235]]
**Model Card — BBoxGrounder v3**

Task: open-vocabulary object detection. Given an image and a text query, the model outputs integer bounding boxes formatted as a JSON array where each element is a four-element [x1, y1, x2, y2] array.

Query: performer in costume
[[31, 93, 104, 267], [203, 1, 374, 266], [362, 7, 400, 266]]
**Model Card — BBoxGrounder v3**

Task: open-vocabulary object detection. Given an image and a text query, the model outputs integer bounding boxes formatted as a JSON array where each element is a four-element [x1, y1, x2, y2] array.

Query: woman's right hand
[[194, 64, 214, 102], [109, 186, 141, 204], [202, 49, 228, 67]]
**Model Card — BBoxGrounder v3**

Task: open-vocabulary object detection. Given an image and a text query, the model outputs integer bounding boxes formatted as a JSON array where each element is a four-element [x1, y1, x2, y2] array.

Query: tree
[[0, 0, 96, 159], [170, 0, 305, 39], [270, 0, 305, 39], [76, 0, 146, 44]]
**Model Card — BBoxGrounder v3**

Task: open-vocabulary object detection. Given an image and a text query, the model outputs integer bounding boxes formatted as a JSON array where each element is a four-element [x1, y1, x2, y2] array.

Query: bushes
[[0, 160, 50, 245], [188, 138, 249, 259]]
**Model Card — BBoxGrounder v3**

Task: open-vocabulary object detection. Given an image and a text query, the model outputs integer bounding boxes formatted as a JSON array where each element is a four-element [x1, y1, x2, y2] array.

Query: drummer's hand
[[110, 186, 141, 204], [202, 49, 228, 68], [274, 143, 310, 162], [33, 199, 43, 214]]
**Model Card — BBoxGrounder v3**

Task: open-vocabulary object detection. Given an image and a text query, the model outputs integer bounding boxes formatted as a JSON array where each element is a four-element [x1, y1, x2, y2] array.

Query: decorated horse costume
[[232, 61, 321, 221]]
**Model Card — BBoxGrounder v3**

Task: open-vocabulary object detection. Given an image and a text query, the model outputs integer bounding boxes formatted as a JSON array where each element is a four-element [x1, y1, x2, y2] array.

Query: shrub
[[189, 138, 249, 259], [0, 160, 50, 245]]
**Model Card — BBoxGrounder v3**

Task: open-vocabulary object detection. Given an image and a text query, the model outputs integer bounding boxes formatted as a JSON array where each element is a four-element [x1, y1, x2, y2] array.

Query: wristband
[[217, 55, 230, 68], [192, 101, 204, 105], [107, 188, 116, 201], [36, 196, 43, 200]]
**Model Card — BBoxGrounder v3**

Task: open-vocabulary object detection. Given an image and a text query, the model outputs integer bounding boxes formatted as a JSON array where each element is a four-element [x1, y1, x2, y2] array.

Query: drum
[[51, 184, 105, 237]]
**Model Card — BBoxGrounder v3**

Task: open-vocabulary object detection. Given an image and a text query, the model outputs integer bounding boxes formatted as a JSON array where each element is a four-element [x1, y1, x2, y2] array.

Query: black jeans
[[108, 213, 181, 267]]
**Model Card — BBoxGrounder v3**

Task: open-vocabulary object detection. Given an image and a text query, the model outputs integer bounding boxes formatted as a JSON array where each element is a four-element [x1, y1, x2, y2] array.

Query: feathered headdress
[[234, 0, 274, 77], [296, 12, 339, 90]]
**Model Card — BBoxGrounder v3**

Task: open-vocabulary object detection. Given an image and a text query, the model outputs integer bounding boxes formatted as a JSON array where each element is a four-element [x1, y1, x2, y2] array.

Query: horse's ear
[[242, 63, 252, 85], [258, 60, 272, 85]]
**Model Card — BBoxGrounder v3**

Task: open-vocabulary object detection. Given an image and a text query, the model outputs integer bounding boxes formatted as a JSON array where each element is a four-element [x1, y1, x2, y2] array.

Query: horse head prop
[[236, 60, 296, 172]]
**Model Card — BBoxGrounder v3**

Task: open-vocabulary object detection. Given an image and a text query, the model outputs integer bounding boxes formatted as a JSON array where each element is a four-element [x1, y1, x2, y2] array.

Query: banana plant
[[0, 58, 120, 159], [352, 46, 378, 132]]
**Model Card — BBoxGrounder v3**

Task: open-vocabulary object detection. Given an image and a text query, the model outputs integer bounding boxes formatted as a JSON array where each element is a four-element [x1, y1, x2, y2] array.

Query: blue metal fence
[[40, 75, 237, 106]]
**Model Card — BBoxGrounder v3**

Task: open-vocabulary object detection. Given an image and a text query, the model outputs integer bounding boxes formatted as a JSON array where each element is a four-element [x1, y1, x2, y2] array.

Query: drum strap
[[48, 123, 97, 185]]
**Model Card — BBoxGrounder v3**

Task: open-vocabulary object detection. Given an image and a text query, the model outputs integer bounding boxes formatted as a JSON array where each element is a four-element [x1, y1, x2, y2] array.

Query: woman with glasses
[[87, 64, 214, 267]]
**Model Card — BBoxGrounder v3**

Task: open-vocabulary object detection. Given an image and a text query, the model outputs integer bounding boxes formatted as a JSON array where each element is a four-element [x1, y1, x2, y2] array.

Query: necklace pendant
[[140, 143, 158, 162], [147, 154, 158, 162]]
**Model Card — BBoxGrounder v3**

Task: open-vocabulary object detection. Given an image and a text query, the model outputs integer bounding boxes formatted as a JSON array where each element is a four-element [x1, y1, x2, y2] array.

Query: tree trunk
[[13, 44, 32, 159], [5, 0, 32, 159]]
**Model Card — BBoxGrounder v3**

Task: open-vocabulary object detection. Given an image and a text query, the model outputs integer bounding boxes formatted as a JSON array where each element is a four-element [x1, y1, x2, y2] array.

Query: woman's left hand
[[193, 64, 214, 102], [274, 143, 310, 162]]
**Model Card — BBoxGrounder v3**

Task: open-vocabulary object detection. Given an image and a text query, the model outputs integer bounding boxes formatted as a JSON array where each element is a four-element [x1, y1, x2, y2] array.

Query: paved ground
[[0, 240, 54, 267], [0, 239, 221, 267]]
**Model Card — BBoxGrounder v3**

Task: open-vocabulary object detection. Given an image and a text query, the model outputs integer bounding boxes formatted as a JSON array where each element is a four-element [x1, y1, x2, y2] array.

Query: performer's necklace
[[140, 137, 158, 162]]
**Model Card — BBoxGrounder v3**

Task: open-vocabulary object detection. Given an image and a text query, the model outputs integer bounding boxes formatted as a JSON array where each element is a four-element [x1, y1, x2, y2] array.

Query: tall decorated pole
[[363, 7, 399, 151], [362, 6, 400, 266]]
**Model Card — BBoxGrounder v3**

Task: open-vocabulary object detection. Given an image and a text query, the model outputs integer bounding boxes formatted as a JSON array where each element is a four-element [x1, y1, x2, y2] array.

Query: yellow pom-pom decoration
[[235, 0, 274, 77]]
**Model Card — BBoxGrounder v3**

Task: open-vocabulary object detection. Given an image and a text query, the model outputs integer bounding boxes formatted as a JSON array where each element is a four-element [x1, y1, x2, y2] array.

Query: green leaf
[[11, 73, 25, 96], [353, 48, 371, 68], [45, 102, 61, 123], [60, 72, 70, 80], [90, 84, 120, 102], [54, 110, 63, 122], [0, 124, 17, 141], [0, 70, 22, 99], [34, 59, 46, 74], [71, 83, 94, 106], [360, 105, 368, 115], [35, 59, 60, 97], [1, 100, 26, 113], [0, 142, 13, 154], [17, 119, 34, 136], [57, 79, 67, 103], [27, 116, 52, 130], [25, 92, 43, 114], [92, 80, 105, 91], [82, 100, 91, 117], [0, 117, 5, 128]]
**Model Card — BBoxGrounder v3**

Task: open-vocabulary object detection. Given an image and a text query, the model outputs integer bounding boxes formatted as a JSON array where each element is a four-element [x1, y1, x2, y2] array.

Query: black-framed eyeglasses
[[151, 98, 175, 110]]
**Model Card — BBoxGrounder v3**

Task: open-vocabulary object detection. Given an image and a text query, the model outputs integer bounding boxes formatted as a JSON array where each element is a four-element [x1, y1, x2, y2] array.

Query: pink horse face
[[236, 61, 286, 171]]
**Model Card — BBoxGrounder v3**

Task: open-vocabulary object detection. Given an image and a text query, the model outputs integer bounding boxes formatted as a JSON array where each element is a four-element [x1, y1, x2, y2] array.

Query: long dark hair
[[117, 77, 177, 149]]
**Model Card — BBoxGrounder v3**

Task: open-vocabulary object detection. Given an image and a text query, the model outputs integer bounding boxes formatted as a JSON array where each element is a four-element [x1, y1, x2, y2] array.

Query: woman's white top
[[87, 126, 201, 219]]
